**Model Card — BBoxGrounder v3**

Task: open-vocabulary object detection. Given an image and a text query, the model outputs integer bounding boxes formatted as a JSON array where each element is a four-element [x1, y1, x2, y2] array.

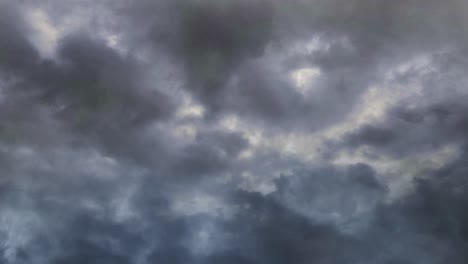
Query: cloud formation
[[1, 0, 468, 263]]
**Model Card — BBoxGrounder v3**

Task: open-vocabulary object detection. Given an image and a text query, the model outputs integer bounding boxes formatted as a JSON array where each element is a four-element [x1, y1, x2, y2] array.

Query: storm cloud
[[1, 0, 468, 263]]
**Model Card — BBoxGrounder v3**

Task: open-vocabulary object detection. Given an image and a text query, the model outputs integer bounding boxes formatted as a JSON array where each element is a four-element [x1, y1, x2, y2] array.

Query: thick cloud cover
[[1, 0, 468, 263]]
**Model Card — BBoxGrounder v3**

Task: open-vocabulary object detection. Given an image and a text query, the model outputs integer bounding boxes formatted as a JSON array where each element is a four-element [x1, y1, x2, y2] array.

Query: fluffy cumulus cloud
[[1, 0, 468, 263]]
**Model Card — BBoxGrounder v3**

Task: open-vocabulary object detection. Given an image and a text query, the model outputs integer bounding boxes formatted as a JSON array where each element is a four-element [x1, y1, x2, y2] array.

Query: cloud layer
[[1, 0, 468, 263]]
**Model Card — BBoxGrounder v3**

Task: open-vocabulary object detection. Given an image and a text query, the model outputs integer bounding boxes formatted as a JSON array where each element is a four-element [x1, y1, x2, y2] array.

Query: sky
[[1, 0, 468, 263]]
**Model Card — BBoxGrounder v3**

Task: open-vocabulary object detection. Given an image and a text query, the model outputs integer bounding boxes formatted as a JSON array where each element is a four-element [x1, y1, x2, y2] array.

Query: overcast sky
[[1, 0, 468, 263]]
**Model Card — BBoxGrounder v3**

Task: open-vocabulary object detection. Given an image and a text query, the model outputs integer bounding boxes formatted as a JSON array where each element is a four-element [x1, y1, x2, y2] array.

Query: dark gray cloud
[[1, 0, 468, 263], [0, 3, 40, 82], [149, 0, 274, 114]]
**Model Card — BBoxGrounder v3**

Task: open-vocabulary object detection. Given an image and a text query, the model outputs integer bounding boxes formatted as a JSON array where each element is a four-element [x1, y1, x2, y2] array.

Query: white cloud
[[27, 9, 59, 58]]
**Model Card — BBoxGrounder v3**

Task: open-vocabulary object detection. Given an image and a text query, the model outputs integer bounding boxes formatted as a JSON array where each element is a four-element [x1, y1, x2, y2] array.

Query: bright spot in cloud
[[171, 191, 236, 218], [27, 9, 59, 58], [176, 95, 205, 119], [290, 67, 321, 94]]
